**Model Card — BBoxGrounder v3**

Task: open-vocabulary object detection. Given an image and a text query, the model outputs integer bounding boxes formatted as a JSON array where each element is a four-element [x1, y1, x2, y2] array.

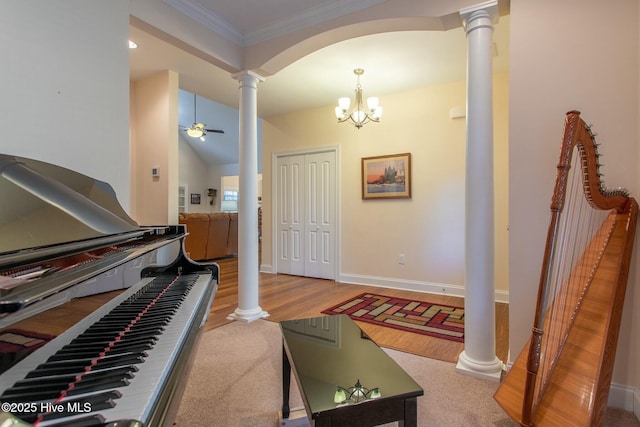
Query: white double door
[[276, 149, 337, 280]]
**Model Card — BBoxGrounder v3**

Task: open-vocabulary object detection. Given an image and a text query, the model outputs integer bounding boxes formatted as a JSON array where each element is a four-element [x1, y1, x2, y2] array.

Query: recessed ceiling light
[[128, 40, 138, 49]]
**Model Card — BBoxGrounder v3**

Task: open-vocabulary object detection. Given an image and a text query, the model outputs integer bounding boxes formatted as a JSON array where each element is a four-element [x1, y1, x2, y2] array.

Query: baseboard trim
[[258, 268, 510, 302], [338, 272, 509, 303], [259, 263, 273, 273], [338, 272, 464, 298], [608, 382, 638, 413]]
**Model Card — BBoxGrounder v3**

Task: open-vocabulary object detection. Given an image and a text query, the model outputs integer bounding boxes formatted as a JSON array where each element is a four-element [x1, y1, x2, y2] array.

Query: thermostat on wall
[[152, 167, 160, 177]]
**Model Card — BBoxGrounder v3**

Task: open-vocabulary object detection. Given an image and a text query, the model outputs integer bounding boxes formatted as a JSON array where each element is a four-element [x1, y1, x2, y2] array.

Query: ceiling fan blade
[[205, 128, 224, 134]]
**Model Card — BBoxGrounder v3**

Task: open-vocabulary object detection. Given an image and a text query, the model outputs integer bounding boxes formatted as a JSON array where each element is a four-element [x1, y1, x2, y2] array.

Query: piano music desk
[[1, 290, 124, 338]]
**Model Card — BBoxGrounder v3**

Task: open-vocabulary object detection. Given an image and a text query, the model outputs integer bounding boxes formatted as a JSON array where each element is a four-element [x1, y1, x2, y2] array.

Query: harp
[[494, 111, 638, 426]]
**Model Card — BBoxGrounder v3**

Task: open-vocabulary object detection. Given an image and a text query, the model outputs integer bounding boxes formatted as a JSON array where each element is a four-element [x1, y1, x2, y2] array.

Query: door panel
[[277, 162, 290, 274], [277, 155, 305, 275], [276, 150, 336, 280], [304, 151, 335, 279]]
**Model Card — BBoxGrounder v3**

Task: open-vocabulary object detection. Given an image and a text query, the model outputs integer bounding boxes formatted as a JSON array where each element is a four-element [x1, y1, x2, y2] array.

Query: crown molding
[[164, 0, 385, 47], [164, 0, 243, 45]]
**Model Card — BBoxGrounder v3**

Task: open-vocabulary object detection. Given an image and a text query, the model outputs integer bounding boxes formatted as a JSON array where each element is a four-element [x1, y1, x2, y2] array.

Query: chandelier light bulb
[[338, 97, 351, 110], [353, 110, 366, 123]]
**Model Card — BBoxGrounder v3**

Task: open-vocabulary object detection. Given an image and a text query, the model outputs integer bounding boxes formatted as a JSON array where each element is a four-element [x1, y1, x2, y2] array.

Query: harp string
[[495, 112, 636, 427], [533, 146, 611, 409]]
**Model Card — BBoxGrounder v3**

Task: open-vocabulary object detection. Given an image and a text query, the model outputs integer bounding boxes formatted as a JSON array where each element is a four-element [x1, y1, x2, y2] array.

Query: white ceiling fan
[[180, 93, 224, 141]]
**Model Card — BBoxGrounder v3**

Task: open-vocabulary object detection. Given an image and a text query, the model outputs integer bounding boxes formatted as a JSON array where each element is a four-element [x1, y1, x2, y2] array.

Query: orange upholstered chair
[[178, 213, 209, 261], [205, 213, 231, 260]]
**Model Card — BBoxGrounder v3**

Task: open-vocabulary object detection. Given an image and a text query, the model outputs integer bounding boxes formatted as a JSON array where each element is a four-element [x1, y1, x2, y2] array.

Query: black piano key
[[74, 319, 167, 341], [106, 340, 157, 353], [70, 324, 163, 337], [28, 352, 147, 377], [65, 377, 131, 397], [48, 338, 156, 360], [82, 315, 169, 328], [44, 351, 147, 369], [1, 376, 130, 401], [77, 323, 166, 337], [110, 309, 178, 319], [12, 365, 136, 388], [62, 328, 164, 346], [100, 308, 176, 317]]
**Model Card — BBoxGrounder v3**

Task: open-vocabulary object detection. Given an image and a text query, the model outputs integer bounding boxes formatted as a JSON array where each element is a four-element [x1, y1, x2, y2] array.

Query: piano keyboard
[[0, 270, 216, 427]]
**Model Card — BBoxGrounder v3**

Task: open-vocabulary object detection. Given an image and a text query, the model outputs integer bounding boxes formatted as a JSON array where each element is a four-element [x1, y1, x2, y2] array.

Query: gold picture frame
[[361, 153, 411, 199]]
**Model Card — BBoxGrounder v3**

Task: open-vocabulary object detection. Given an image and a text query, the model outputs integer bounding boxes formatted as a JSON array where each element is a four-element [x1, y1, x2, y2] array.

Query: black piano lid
[[0, 154, 183, 315], [0, 154, 141, 258]]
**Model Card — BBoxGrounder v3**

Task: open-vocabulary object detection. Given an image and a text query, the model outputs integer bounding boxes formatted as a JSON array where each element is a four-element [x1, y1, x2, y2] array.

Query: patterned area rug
[[322, 292, 464, 342]]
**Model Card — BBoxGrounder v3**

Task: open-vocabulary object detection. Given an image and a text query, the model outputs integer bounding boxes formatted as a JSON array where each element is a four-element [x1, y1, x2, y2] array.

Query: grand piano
[[0, 154, 219, 426]]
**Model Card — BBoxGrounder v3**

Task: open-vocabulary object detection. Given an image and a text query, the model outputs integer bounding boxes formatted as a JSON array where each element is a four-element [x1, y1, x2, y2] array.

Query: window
[[223, 190, 238, 201], [221, 190, 238, 212]]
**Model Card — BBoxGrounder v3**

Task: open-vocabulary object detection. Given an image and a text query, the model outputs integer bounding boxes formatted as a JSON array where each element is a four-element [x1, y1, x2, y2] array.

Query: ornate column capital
[[460, 0, 498, 34], [232, 70, 265, 87]]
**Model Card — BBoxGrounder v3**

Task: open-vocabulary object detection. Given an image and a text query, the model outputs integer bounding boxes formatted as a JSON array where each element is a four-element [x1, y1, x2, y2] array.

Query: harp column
[[456, 0, 503, 381], [228, 70, 269, 322]]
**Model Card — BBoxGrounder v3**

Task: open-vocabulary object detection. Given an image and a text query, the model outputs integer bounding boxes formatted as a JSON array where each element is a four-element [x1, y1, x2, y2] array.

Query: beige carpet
[[173, 320, 640, 427]]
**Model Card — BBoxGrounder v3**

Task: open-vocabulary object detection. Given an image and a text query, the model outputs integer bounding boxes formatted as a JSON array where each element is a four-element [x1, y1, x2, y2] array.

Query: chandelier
[[335, 68, 383, 129]]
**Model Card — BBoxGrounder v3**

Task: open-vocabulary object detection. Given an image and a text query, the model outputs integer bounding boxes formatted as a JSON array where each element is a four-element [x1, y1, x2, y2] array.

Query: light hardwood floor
[[207, 257, 509, 364], [3, 256, 509, 365]]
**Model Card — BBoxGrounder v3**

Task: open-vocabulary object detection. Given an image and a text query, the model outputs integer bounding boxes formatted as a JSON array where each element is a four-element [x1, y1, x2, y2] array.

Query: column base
[[227, 306, 270, 322], [455, 350, 503, 382]]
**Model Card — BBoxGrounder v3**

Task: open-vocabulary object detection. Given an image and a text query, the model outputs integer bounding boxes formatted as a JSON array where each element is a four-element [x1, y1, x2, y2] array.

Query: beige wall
[[509, 0, 639, 404], [178, 139, 216, 212], [130, 70, 180, 225], [262, 74, 509, 298], [0, 0, 131, 209]]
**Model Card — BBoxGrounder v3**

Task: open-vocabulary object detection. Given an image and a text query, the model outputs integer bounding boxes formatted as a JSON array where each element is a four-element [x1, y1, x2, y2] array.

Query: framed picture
[[191, 193, 201, 204], [361, 153, 411, 199]]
